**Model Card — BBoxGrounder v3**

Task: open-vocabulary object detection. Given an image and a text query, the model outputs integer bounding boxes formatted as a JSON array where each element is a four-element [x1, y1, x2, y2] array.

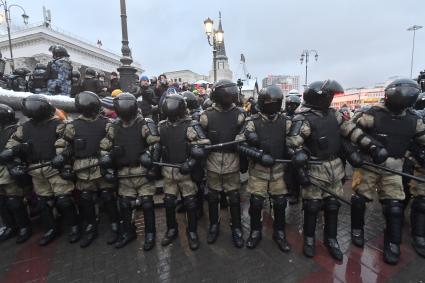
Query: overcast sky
[[12, 0, 425, 88]]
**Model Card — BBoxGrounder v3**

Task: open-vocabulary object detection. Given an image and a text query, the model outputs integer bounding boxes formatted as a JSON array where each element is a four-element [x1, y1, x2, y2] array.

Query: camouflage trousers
[[206, 171, 240, 193], [28, 164, 74, 197], [247, 175, 288, 198], [117, 166, 155, 198], [409, 165, 425, 197], [47, 79, 71, 96], [162, 167, 197, 197]]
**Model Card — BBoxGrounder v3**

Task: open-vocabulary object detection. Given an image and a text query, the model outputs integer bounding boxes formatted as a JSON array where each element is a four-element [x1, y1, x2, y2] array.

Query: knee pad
[[303, 199, 322, 214], [141, 196, 154, 210], [323, 197, 341, 213], [227, 190, 240, 206], [272, 194, 287, 208], [80, 190, 94, 202], [55, 194, 74, 209], [163, 194, 177, 208], [381, 199, 404, 217], [100, 189, 115, 202], [411, 197, 425, 213], [119, 196, 136, 210], [6, 196, 25, 211], [351, 193, 367, 210], [250, 194, 265, 210], [208, 189, 220, 203], [184, 195, 197, 211]]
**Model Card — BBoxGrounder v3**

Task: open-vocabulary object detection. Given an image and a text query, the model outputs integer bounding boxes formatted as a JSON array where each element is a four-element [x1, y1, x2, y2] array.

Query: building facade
[[331, 86, 385, 109], [163, 69, 208, 84], [262, 75, 300, 96], [0, 23, 143, 78]]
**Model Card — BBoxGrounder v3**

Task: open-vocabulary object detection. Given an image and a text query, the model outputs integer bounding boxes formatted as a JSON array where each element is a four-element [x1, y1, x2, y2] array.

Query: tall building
[[0, 22, 143, 78], [331, 85, 385, 109], [262, 75, 300, 96], [208, 13, 233, 82]]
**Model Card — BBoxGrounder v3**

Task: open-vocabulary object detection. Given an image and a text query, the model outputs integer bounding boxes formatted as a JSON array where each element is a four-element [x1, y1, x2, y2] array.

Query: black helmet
[[182, 91, 199, 110], [0, 103, 15, 125], [385, 78, 421, 113], [52, 45, 69, 59], [85, 68, 97, 79], [22, 95, 55, 121], [257, 85, 283, 115], [113, 92, 138, 122], [285, 95, 301, 115], [75, 91, 101, 118], [303, 80, 344, 110], [150, 76, 157, 85], [35, 63, 47, 70], [211, 79, 238, 109], [13, 67, 30, 77], [72, 70, 81, 79], [202, 98, 213, 110], [415, 92, 425, 110], [161, 94, 187, 122]]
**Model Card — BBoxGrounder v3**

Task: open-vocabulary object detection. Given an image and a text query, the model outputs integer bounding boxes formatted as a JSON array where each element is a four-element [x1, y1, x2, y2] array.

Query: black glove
[[260, 154, 275, 167], [292, 150, 309, 168], [9, 165, 27, 179], [99, 154, 113, 169], [146, 165, 161, 181], [102, 168, 117, 183], [297, 168, 311, 187], [245, 131, 260, 147], [60, 166, 75, 180], [140, 152, 153, 169], [51, 154, 66, 169], [0, 149, 13, 165], [180, 159, 196, 175], [347, 151, 363, 168], [370, 145, 388, 164], [191, 145, 207, 160]]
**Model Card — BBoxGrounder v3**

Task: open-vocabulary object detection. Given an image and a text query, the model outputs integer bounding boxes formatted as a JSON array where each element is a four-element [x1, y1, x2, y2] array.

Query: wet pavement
[[0, 176, 425, 283]]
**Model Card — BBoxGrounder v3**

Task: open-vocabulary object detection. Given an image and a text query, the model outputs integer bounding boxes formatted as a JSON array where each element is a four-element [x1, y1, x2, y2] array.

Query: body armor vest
[[304, 109, 341, 159], [73, 117, 108, 158], [253, 114, 286, 159], [367, 108, 417, 158], [22, 119, 61, 163], [0, 124, 17, 152], [160, 120, 191, 163], [205, 107, 240, 152], [113, 119, 146, 167]]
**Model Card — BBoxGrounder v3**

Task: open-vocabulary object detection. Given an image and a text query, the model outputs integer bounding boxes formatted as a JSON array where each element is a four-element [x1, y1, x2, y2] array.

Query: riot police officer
[[70, 70, 81, 98], [8, 68, 30, 92], [200, 79, 246, 248], [46, 45, 72, 96], [81, 68, 103, 95], [54, 91, 119, 248], [285, 95, 301, 117], [0, 104, 32, 244], [99, 93, 160, 249], [238, 85, 291, 252], [345, 79, 425, 264], [4, 95, 80, 246], [287, 80, 354, 261], [157, 94, 210, 250], [28, 63, 48, 94]]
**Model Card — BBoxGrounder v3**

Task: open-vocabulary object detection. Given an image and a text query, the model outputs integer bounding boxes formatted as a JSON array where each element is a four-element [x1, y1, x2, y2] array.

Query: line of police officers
[[0, 77, 425, 265]]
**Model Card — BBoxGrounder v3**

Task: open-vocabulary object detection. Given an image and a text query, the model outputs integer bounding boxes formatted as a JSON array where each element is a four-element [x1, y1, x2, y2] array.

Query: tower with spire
[[209, 12, 233, 82]]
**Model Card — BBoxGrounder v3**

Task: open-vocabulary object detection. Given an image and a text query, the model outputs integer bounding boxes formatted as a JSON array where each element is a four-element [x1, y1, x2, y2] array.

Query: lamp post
[[407, 25, 423, 79], [0, 0, 29, 72], [203, 14, 224, 83], [117, 0, 137, 92], [300, 49, 318, 87]]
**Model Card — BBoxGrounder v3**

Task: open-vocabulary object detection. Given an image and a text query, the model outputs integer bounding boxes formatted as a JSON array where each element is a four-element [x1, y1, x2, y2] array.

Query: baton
[[275, 159, 323, 165], [308, 178, 351, 206], [25, 161, 52, 172], [362, 161, 425, 183]]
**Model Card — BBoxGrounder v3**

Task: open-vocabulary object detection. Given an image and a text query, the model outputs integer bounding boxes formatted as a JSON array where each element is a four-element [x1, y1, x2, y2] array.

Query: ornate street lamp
[[300, 49, 319, 87], [407, 25, 423, 79], [203, 13, 224, 83]]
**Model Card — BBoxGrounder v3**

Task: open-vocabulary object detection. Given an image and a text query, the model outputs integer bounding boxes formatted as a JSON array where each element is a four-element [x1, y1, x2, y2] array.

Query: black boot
[[100, 189, 119, 245], [16, 227, 32, 244], [272, 195, 291, 252], [7, 197, 32, 244], [56, 195, 81, 244], [79, 192, 97, 248], [303, 199, 321, 258], [351, 194, 366, 248], [38, 197, 57, 246], [382, 199, 404, 265], [161, 194, 178, 247], [185, 195, 199, 250], [0, 195, 16, 242], [207, 190, 220, 244], [411, 197, 425, 258], [228, 191, 244, 248], [115, 197, 137, 249], [141, 196, 156, 251], [246, 194, 263, 249], [324, 197, 343, 261]]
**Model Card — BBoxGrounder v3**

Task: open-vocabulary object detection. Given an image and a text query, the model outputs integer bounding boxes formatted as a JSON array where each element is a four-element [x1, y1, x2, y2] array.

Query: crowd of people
[[1, 45, 425, 267]]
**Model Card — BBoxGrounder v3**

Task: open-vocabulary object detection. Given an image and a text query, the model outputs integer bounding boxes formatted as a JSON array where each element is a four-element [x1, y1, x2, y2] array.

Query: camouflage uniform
[[47, 57, 72, 96]]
